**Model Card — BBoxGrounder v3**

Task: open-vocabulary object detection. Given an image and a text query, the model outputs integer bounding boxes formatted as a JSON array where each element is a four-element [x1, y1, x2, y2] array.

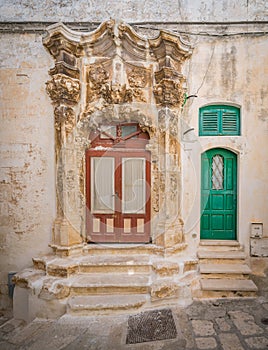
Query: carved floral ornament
[[46, 73, 80, 104]]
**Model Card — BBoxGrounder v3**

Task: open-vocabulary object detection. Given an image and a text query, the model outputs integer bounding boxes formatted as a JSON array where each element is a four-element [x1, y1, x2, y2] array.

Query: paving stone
[[262, 303, 268, 312], [191, 320, 216, 336], [9, 320, 52, 345], [0, 341, 18, 349], [219, 333, 244, 350], [215, 317, 231, 331], [24, 323, 86, 350], [174, 309, 195, 349], [196, 337, 217, 349], [245, 336, 268, 349], [228, 311, 264, 336], [0, 317, 11, 327]]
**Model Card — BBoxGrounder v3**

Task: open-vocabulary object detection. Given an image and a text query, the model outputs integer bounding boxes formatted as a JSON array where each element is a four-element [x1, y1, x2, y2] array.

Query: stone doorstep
[[197, 250, 246, 259], [200, 278, 258, 292], [199, 241, 243, 252], [69, 273, 151, 295], [200, 240, 241, 246], [199, 263, 252, 274], [35, 255, 153, 277], [33, 254, 185, 277], [78, 254, 152, 274], [83, 244, 164, 256], [67, 294, 148, 314]]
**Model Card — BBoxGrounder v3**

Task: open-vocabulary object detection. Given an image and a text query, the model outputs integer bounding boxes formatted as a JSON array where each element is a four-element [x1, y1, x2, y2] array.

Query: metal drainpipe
[[8, 272, 17, 299]]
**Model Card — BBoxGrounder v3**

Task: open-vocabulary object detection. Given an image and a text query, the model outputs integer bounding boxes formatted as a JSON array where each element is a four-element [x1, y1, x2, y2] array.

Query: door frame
[[200, 147, 238, 240]]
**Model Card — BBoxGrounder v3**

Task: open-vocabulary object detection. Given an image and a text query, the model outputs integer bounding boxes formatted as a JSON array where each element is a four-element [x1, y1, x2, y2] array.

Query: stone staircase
[[14, 244, 198, 320], [197, 241, 258, 298]]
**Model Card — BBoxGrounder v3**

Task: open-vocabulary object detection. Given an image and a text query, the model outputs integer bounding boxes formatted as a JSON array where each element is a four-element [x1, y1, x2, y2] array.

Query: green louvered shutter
[[199, 105, 240, 136], [221, 107, 240, 135], [200, 109, 219, 135]]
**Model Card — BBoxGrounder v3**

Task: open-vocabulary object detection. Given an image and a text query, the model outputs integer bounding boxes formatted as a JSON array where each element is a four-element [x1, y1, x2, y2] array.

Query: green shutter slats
[[199, 105, 240, 136], [200, 111, 219, 135], [222, 110, 240, 135]]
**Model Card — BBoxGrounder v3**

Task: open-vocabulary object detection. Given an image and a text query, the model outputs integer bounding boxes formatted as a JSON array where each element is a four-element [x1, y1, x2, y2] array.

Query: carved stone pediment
[[43, 20, 193, 110]]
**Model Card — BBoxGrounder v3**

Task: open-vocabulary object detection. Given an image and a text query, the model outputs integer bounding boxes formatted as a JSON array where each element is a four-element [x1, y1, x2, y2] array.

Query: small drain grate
[[126, 308, 177, 344]]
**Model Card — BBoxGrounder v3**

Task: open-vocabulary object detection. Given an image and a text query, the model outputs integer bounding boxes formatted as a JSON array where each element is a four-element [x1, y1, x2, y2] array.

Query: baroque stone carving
[[87, 64, 110, 102], [128, 67, 148, 88], [86, 64, 146, 104], [101, 83, 133, 104], [154, 78, 185, 108], [42, 20, 193, 249], [154, 80, 184, 107], [46, 73, 80, 104], [54, 104, 76, 133]]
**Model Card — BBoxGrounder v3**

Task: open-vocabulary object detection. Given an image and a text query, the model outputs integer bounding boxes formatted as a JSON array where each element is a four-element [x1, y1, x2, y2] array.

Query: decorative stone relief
[[101, 83, 133, 104], [42, 20, 193, 249], [86, 65, 147, 105], [46, 73, 80, 104], [153, 69, 186, 108], [127, 67, 148, 88], [54, 104, 76, 133], [87, 64, 110, 102]]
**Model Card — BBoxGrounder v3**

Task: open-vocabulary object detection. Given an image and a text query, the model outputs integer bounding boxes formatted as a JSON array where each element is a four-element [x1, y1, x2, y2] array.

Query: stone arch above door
[[43, 20, 193, 252]]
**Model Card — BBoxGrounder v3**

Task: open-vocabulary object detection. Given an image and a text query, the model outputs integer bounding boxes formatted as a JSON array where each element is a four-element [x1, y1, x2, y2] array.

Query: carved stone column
[[150, 33, 191, 249], [44, 34, 83, 248]]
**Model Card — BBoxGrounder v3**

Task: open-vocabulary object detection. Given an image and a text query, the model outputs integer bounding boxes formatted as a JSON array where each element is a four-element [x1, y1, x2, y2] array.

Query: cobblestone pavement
[[0, 298, 268, 350]]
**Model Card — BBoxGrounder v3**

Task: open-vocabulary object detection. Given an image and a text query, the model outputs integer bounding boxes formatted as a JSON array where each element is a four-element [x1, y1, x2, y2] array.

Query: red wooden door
[[86, 149, 151, 243]]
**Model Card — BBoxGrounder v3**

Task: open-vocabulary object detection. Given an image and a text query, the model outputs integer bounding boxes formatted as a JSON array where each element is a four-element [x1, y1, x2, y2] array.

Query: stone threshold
[[199, 240, 240, 246]]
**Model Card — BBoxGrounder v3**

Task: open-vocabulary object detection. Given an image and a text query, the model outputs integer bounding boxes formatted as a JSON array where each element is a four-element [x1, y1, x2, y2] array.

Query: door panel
[[122, 158, 146, 214], [86, 150, 151, 243], [91, 157, 115, 213], [201, 148, 237, 240]]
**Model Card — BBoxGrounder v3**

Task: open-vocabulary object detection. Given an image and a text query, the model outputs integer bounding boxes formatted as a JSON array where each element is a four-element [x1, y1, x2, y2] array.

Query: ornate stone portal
[[43, 20, 193, 251]]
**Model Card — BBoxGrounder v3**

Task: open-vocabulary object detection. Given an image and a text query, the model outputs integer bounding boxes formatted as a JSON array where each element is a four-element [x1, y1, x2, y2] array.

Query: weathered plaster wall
[[0, 33, 55, 308], [0, 0, 267, 22], [182, 34, 268, 255], [0, 0, 267, 308]]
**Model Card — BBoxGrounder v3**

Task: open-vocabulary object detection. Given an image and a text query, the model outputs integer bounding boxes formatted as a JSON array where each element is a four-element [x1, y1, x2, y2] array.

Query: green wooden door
[[201, 148, 237, 240]]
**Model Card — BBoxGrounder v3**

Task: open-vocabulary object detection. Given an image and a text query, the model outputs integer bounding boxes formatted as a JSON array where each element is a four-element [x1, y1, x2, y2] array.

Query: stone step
[[200, 263, 251, 274], [200, 278, 258, 292], [197, 250, 246, 260], [199, 241, 243, 251], [69, 273, 150, 295], [83, 244, 164, 256], [67, 294, 148, 315], [78, 255, 151, 274], [35, 255, 154, 277]]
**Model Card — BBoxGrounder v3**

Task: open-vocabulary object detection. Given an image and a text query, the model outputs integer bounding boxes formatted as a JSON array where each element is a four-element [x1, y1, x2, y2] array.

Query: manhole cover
[[126, 308, 177, 344]]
